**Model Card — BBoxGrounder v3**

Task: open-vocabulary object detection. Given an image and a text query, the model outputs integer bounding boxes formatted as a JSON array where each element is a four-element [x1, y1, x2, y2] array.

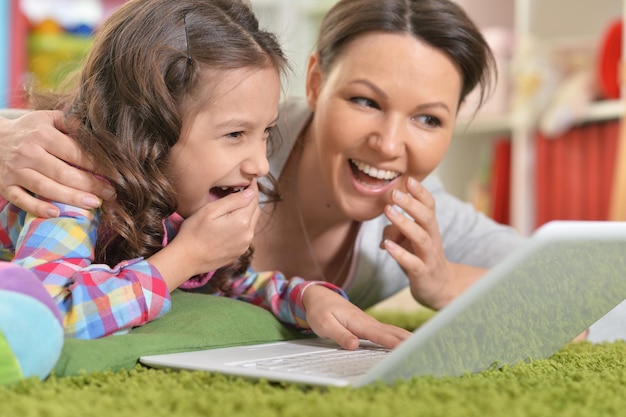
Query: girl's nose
[[242, 140, 270, 178]]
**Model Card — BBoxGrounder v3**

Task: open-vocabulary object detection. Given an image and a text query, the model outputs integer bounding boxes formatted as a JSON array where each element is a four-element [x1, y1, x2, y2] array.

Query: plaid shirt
[[0, 199, 344, 339]]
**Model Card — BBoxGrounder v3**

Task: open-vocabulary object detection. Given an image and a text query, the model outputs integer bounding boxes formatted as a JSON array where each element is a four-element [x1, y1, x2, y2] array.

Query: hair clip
[[183, 15, 191, 62]]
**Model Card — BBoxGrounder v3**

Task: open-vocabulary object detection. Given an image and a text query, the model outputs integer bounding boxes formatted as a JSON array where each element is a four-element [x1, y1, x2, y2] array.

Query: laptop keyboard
[[237, 347, 391, 378]]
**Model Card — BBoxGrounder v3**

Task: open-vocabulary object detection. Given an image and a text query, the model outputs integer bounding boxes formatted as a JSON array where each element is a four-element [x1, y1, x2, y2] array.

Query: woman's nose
[[367, 118, 405, 158]]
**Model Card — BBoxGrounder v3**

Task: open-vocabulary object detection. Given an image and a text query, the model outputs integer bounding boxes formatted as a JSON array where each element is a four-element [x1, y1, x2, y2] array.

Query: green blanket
[[53, 290, 300, 376]]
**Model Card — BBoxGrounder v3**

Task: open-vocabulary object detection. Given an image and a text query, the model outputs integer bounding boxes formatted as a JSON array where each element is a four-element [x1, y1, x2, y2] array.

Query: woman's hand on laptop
[[302, 285, 412, 350]]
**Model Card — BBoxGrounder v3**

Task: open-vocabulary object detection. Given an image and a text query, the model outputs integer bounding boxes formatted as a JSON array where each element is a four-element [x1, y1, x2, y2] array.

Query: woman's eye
[[416, 115, 442, 128], [350, 97, 378, 109]]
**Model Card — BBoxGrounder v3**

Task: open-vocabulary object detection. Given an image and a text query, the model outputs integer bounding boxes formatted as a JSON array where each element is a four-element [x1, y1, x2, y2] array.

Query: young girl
[[0, 0, 291, 344]]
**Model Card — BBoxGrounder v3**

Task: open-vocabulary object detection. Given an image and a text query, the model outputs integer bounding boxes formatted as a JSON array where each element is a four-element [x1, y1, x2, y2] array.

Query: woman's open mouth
[[349, 159, 400, 189]]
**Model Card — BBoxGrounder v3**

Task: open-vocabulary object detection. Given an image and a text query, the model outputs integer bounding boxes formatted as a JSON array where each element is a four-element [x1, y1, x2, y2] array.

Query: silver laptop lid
[[357, 221, 626, 386]]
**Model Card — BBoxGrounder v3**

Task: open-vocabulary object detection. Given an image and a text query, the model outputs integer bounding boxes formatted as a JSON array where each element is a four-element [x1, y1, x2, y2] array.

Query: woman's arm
[[0, 111, 116, 217]]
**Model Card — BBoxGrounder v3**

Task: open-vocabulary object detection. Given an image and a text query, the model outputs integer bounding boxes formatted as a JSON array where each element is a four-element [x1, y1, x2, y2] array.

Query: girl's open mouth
[[209, 185, 248, 201]]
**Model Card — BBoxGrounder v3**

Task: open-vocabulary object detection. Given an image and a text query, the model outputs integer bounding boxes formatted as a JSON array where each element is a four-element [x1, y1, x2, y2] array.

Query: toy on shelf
[[19, 0, 103, 91]]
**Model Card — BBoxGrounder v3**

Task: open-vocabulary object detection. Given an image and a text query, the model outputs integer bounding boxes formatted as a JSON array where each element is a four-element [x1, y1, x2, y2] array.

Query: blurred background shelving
[[0, 0, 127, 108], [443, 0, 625, 236]]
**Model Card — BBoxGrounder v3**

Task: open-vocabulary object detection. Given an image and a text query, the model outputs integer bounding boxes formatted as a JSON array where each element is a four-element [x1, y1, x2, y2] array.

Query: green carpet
[[1, 309, 626, 417]]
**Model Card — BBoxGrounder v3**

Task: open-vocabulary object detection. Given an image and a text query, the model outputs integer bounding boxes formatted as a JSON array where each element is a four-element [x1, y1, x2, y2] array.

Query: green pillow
[[52, 290, 299, 377]]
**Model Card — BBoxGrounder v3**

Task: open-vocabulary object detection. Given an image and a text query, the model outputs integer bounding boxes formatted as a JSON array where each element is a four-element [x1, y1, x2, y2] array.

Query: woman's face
[[305, 32, 462, 221], [169, 66, 280, 218]]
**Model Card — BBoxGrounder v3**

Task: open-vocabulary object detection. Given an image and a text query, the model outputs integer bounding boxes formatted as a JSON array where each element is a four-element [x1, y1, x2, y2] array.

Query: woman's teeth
[[351, 159, 400, 181]]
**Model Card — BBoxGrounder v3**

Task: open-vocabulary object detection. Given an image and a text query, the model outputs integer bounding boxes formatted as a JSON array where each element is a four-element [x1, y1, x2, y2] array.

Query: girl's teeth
[[352, 160, 399, 180], [220, 186, 245, 192]]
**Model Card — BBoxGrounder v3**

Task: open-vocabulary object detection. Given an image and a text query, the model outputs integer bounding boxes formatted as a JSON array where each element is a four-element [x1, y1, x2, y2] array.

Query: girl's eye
[[415, 115, 442, 129], [226, 131, 244, 139], [350, 97, 378, 109]]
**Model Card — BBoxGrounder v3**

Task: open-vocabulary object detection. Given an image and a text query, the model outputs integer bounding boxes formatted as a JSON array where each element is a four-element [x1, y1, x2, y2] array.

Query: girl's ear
[[305, 52, 323, 111]]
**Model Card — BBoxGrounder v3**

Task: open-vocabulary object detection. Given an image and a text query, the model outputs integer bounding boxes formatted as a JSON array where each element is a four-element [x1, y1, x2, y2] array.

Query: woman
[[238, 0, 526, 347], [0, 0, 525, 348]]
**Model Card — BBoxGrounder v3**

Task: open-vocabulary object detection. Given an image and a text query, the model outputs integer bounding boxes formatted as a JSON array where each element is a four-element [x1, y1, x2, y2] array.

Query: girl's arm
[[222, 270, 410, 350], [220, 268, 344, 330], [8, 201, 170, 339]]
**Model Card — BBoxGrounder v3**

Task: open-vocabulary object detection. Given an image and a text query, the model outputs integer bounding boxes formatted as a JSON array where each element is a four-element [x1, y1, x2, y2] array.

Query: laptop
[[140, 221, 626, 387]]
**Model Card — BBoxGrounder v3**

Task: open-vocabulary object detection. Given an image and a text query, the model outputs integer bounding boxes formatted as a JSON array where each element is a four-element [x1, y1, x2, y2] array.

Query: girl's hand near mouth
[[150, 179, 261, 289]]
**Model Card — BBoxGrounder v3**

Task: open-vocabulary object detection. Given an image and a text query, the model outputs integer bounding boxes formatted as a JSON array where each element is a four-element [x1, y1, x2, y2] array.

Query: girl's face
[[305, 32, 462, 221], [169, 66, 280, 218]]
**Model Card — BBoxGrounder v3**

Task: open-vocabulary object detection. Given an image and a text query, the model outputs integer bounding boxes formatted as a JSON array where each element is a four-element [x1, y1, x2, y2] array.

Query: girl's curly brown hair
[[29, 0, 286, 294]]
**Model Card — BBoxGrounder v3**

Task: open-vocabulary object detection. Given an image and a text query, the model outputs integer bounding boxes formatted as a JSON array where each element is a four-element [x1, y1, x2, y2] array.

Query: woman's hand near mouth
[[380, 176, 484, 310]]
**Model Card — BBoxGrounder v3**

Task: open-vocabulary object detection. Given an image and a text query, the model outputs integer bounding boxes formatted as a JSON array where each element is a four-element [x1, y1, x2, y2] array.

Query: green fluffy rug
[[2, 308, 626, 417]]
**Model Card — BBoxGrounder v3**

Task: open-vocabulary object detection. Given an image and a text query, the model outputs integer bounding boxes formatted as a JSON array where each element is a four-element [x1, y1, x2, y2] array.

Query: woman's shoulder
[[277, 97, 311, 143], [269, 97, 312, 180]]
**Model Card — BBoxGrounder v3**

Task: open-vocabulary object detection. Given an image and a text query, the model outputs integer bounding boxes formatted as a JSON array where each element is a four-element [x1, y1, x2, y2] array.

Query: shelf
[[583, 99, 624, 122], [455, 99, 624, 138]]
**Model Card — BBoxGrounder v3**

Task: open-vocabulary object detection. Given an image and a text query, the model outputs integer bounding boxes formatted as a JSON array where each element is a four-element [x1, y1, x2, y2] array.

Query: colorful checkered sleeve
[[222, 268, 347, 330], [2, 201, 170, 339]]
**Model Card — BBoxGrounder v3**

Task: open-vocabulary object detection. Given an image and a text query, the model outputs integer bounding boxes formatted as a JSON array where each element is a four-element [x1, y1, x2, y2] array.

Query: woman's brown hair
[[316, 0, 496, 111], [31, 0, 287, 292]]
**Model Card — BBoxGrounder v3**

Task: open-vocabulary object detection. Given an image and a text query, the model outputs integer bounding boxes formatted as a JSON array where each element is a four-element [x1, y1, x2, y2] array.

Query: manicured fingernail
[[82, 196, 101, 208], [386, 205, 400, 218], [384, 239, 399, 251], [47, 208, 60, 218], [241, 188, 254, 198], [408, 177, 418, 190], [392, 189, 405, 202]]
